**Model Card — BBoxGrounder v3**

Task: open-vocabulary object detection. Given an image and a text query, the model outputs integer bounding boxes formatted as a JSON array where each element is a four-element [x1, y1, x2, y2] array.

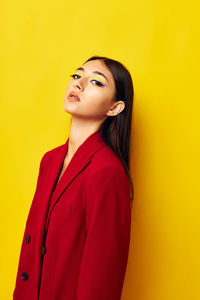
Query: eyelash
[[70, 74, 105, 87]]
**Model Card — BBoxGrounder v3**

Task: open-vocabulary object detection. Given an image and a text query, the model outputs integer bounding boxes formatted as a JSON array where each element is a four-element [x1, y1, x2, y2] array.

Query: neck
[[66, 116, 102, 160]]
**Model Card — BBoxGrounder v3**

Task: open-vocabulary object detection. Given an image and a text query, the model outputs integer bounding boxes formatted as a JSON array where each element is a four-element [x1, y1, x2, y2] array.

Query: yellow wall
[[1, 0, 199, 299]]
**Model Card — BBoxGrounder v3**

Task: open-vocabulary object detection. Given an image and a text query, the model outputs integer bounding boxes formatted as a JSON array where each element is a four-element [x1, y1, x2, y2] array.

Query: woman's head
[[64, 58, 126, 122], [64, 55, 134, 204]]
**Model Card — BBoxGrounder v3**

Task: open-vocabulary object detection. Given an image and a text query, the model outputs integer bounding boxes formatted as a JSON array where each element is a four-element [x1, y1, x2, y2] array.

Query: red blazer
[[13, 130, 131, 300]]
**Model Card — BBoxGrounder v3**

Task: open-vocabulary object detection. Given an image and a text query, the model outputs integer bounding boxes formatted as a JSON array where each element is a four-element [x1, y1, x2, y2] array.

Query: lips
[[68, 92, 81, 102]]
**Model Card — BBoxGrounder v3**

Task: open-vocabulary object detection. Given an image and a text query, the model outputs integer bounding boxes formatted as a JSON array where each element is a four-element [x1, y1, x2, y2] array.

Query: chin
[[63, 100, 75, 111], [63, 101, 70, 112], [63, 104, 72, 113], [63, 102, 79, 116]]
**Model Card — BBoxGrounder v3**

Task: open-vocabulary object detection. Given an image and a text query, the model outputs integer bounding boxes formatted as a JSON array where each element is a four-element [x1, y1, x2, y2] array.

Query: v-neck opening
[[53, 158, 68, 192]]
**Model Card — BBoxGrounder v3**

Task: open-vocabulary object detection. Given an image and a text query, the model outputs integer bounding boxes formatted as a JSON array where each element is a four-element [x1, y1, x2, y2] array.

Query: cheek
[[86, 88, 110, 106], [86, 92, 110, 114]]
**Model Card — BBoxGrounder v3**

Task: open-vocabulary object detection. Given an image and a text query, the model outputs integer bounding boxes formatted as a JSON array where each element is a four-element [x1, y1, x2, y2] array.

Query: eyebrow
[[75, 67, 109, 82]]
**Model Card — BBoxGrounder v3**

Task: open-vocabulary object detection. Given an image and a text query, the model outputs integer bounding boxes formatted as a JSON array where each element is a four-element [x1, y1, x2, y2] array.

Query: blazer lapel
[[44, 130, 107, 233]]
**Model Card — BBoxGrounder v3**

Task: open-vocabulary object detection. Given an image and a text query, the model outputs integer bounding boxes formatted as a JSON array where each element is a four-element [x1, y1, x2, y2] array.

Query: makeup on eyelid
[[72, 72, 107, 86], [92, 76, 107, 86], [76, 72, 82, 76]]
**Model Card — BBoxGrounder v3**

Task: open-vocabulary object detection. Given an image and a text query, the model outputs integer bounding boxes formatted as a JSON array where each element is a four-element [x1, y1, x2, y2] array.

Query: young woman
[[13, 55, 134, 300]]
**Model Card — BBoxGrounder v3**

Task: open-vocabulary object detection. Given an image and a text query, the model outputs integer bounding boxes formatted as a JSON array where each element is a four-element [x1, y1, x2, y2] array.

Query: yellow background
[[1, 0, 199, 299]]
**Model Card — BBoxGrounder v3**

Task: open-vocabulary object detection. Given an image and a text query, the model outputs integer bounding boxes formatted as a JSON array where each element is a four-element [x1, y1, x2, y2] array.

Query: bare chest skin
[[56, 154, 71, 185]]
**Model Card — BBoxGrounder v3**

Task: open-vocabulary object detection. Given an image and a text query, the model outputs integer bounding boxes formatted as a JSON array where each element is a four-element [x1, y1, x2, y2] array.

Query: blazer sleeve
[[76, 166, 132, 300], [33, 152, 48, 196]]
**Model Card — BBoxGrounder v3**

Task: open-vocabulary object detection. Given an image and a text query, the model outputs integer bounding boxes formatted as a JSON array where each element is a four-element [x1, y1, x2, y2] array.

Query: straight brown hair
[[84, 55, 134, 208]]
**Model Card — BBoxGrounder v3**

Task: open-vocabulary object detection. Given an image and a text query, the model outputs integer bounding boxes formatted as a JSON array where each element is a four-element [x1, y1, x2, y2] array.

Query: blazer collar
[[54, 129, 107, 194], [43, 129, 107, 232]]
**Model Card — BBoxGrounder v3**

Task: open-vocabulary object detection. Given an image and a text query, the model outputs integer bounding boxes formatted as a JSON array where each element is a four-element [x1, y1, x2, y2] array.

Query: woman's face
[[63, 59, 119, 121]]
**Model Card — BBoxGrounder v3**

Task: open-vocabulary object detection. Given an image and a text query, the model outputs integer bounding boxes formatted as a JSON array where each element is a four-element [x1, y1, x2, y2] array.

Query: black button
[[22, 272, 28, 281], [26, 235, 30, 244], [41, 245, 46, 255]]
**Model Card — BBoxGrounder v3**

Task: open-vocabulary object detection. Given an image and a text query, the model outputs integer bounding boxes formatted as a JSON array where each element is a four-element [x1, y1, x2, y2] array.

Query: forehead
[[79, 60, 115, 86]]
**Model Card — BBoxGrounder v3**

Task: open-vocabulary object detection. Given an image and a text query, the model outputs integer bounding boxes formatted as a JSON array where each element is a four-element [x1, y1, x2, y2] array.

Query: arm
[[32, 152, 48, 199], [76, 166, 132, 300]]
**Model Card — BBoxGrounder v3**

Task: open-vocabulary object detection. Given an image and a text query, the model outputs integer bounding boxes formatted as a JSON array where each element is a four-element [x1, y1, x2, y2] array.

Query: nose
[[73, 78, 84, 91]]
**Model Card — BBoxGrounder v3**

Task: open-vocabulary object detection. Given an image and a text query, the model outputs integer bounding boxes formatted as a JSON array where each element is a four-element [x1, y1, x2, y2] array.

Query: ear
[[106, 100, 125, 117]]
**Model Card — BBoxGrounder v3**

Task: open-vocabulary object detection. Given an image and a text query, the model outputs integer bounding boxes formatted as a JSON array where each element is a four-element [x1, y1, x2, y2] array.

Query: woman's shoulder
[[88, 144, 127, 178], [85, 145, 130, 198], [40, 142, 66, 166]]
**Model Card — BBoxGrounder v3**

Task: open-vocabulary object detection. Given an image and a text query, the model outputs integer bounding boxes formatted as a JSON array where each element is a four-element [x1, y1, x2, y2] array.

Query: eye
[[70, 74, 81, 79], [70, 74, 105, 87], [91, 79, 105, 87]]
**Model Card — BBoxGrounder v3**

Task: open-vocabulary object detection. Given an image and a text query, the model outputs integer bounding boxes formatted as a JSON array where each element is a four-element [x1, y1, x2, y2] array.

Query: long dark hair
[[84, 55, 134, 207]]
